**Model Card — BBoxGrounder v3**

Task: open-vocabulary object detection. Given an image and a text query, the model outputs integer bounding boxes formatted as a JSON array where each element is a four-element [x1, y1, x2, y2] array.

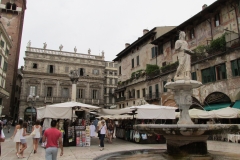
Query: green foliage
[[160, 61, 179, 73], [146, 64, 160, 74], [208, 34, 226, 52]]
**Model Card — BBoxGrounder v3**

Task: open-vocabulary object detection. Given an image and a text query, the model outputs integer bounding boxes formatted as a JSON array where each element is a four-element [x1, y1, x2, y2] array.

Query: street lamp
[[27, 94, 39, 129]]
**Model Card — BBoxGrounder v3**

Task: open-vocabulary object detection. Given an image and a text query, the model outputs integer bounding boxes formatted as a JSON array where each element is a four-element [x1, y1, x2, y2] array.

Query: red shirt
[[44, 128, 61, 148]]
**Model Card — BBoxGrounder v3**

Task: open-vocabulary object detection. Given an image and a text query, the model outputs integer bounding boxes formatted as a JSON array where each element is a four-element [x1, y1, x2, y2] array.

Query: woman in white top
[[0, 121, 5, 156], [90, 122, 96, 137], [11, 119, 23, 154], [32, 120, 42, 154], [17, 122, 28, 158], [100, 120, 108, 151]]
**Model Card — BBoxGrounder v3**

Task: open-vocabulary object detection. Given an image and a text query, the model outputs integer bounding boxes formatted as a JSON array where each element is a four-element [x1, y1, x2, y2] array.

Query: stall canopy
[[43, 101, 100, 119], [176, 107, 240, 119], [232, 100, 240, 109], [131, 104, 177, 119], [36, 107, 46, 119], [203, 103, 231, 111]]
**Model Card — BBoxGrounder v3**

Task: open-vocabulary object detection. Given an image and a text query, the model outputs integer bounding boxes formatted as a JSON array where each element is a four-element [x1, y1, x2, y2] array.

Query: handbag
[[30, 129, 36, 137]]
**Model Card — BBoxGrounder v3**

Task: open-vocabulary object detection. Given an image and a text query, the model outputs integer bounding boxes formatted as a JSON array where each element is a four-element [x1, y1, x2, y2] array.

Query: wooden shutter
[[210, 67, 216, 82], [53, 65, 55, 73], [47, 65, 50, 73], [221, 64, 227, 79]]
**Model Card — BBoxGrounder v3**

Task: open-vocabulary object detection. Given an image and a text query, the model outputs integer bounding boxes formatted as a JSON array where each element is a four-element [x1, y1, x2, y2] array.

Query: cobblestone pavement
[[1, 135, 240, 160]]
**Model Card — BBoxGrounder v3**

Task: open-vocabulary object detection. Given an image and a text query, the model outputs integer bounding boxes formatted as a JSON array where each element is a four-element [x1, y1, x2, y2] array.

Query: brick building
[[0, 0, 26, 119]]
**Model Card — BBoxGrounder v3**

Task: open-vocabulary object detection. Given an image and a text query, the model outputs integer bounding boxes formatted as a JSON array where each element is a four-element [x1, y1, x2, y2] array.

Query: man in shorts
[[42, 120, 63, 160]]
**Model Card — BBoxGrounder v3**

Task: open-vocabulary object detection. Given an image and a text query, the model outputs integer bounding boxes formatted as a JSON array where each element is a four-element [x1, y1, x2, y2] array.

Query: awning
[[232, 100, 240, 109], [204, 103, 231, 111]]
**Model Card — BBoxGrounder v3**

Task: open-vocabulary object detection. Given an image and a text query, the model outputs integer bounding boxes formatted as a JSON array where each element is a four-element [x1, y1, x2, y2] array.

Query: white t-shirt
[[100, 124, 107, 134], [1, 130, 5, 138]]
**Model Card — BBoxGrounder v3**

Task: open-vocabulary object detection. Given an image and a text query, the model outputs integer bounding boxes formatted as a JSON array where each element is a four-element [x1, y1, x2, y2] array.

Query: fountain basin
[[133, 124, 240, 155]]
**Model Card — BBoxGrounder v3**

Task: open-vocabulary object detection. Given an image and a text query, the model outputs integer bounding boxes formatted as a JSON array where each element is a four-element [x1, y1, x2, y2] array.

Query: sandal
[[16, 153, 20, 158], [100, 148, 104, 151]]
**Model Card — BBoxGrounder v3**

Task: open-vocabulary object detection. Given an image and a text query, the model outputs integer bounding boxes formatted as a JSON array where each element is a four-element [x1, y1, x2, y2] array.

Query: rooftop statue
[[174, 31, 194, 81], [74, 46, 77, 53], [88, 48, 91, 55], [27, 40, 31, 47], [59, 44, 63, 51], [101, 50, 104, 57], [43, 42, 47, 49]]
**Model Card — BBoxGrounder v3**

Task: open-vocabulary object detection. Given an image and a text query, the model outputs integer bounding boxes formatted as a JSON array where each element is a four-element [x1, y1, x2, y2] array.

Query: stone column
[[69, 70, 79, 102]]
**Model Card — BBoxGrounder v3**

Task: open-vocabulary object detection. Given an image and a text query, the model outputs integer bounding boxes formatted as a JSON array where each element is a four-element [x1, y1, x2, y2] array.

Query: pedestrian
[[0, 120, 6, 157], [7, 120, 12, 133], [99, 120, 108, 151], [32, 120, 42, 153], [90, 122, 96, 137], [107, 120, 114, 143], [93, 118, 98, 131], [97, 117, 104, 146], [2, 119, 7, 129], [17, 122, 28, 158], [11, 119, 23, 154], [42, 120, 63, 160]]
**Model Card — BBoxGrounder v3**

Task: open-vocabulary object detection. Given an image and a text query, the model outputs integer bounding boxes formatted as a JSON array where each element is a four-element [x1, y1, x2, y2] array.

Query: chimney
[[143, 29, 149, 35], [125, 43, 130, 48], [202, 4, 208, 10]]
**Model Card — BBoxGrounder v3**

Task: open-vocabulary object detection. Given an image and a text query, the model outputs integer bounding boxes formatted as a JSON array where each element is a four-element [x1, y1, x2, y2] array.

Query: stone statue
[[174, 31, 194, 81], [101, 50, 104, 57], [69, 70, 79, 84], [27, 40, 31, 47], [59, 44, 63, 51], [74, 46, 77, 53], [43, 42, 47, 49], [88, 48, 91, 55]]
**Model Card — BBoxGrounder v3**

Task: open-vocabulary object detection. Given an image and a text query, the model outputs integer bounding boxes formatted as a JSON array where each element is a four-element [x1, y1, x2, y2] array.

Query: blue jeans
[[45, 147, 58, 160], [39, 130, 45, 143], [100, 134, 105, 147]]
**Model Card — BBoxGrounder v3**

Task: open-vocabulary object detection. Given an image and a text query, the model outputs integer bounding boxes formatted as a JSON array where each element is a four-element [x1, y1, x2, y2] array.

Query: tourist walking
[[17, 122, 28, 158], [107, 120, 114, 143], [97, 117, 104, 146], [99, 120, 108, 151], [7, 120, 12, 133], [11, 119, 23, 154], [42, 120, 63, 160], [0, 121, 6, 157], [32, 120, 42, 153]]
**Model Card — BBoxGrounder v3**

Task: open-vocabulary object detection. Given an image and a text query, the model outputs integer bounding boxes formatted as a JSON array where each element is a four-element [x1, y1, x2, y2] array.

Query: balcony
[[144, 92, 161, 101], [115, 97, 126, 102]]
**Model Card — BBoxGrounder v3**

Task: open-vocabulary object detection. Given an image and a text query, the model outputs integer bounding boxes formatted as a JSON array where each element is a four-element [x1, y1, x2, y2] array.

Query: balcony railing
[[115, 97, 126, 102], [144, 92, 161, 101]]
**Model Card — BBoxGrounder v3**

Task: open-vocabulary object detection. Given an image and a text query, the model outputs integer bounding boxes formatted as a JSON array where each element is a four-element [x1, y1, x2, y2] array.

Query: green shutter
[[76, 88, 79, 98], [231, 61, 236, 77], [210, 67, 216, 82], [221, 64, 227, 79]]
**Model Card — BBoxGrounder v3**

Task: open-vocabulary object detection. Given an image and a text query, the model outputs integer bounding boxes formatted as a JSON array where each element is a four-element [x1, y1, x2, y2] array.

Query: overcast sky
[[18, 0, 216, 67]]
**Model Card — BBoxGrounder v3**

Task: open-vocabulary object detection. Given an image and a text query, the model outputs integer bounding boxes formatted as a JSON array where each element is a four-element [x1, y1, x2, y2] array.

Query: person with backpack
[[107, 120, 114, 143]]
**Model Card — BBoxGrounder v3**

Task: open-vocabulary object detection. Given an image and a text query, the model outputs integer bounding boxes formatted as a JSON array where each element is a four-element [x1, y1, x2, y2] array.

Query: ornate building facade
[[0, 0, 26, 118], [114, 0, 240, 111], [19, 45, 113, 120]]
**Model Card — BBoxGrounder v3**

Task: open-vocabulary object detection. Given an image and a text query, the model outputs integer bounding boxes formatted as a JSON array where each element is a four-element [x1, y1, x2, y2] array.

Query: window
[[93, 69, 99, 75], [62, 88, 69, 98], [162, 62, 166, 67], [158, 44, 163, 55], [109, 78, 112, 85], [214, 13, 220, 27], [149, 86, 152, 98], [5, 48, 9, 56], [29, 86, 36, 96], [155, 84, 159, 98], [77, 89, 84, 98], [215, 64, 226, 80], [191, 72, 197, 80], [104, 88, 107, 94], [163, 81, 167, 92], [171, 39, 175, 49], [137, 56, 139, 66], [190, 28, 195, 39], [132, 89, 135, 98], [142, 88, 145, 98], [65, 67, 69, 73], [92, 90, 98, 99], [137, 90, 140, 98], [79, 68, 85, 76], [46, 87, 53, 97], [119, 66, 121, 75], [0, 40, 4, 48], [3, 61, 7, 72], [33, 63, 38, 69], [151, 46, 158, 58], [47, 65, 54, 73], [132, 58, 134, 68], [202, 67, 215, 84], [231, 59, 240, 77]]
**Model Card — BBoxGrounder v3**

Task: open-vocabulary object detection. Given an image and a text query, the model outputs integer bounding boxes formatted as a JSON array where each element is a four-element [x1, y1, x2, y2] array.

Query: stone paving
[[1, 134, 240, 160]]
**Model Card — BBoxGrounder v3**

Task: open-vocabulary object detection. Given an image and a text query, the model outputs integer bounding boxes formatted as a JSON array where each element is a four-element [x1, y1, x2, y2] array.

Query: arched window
[[12, 3, 17, 10], [24, 107, 37, 122], [6, 2, 12, 9]]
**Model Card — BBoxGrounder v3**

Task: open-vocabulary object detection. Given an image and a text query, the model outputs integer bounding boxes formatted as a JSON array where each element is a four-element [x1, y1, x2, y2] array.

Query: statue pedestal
[[165, 80, 202, 125]]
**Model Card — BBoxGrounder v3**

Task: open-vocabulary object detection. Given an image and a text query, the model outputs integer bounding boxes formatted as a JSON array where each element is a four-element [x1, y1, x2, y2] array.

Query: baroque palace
[[19, 44, 117, 120], [114, 0, 240, 111]]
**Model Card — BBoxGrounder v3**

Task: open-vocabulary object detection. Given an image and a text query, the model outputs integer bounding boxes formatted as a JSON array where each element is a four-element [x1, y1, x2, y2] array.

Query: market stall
[[38, 101, 100, 147]]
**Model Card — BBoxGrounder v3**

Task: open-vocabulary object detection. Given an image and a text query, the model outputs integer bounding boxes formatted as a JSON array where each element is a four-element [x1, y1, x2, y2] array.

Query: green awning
[[204, 103, 231, 111], [232, 100, 240, 109]]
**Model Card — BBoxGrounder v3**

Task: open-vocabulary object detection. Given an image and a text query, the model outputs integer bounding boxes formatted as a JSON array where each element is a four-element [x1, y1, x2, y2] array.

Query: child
[[17, 122, 28, 158]]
